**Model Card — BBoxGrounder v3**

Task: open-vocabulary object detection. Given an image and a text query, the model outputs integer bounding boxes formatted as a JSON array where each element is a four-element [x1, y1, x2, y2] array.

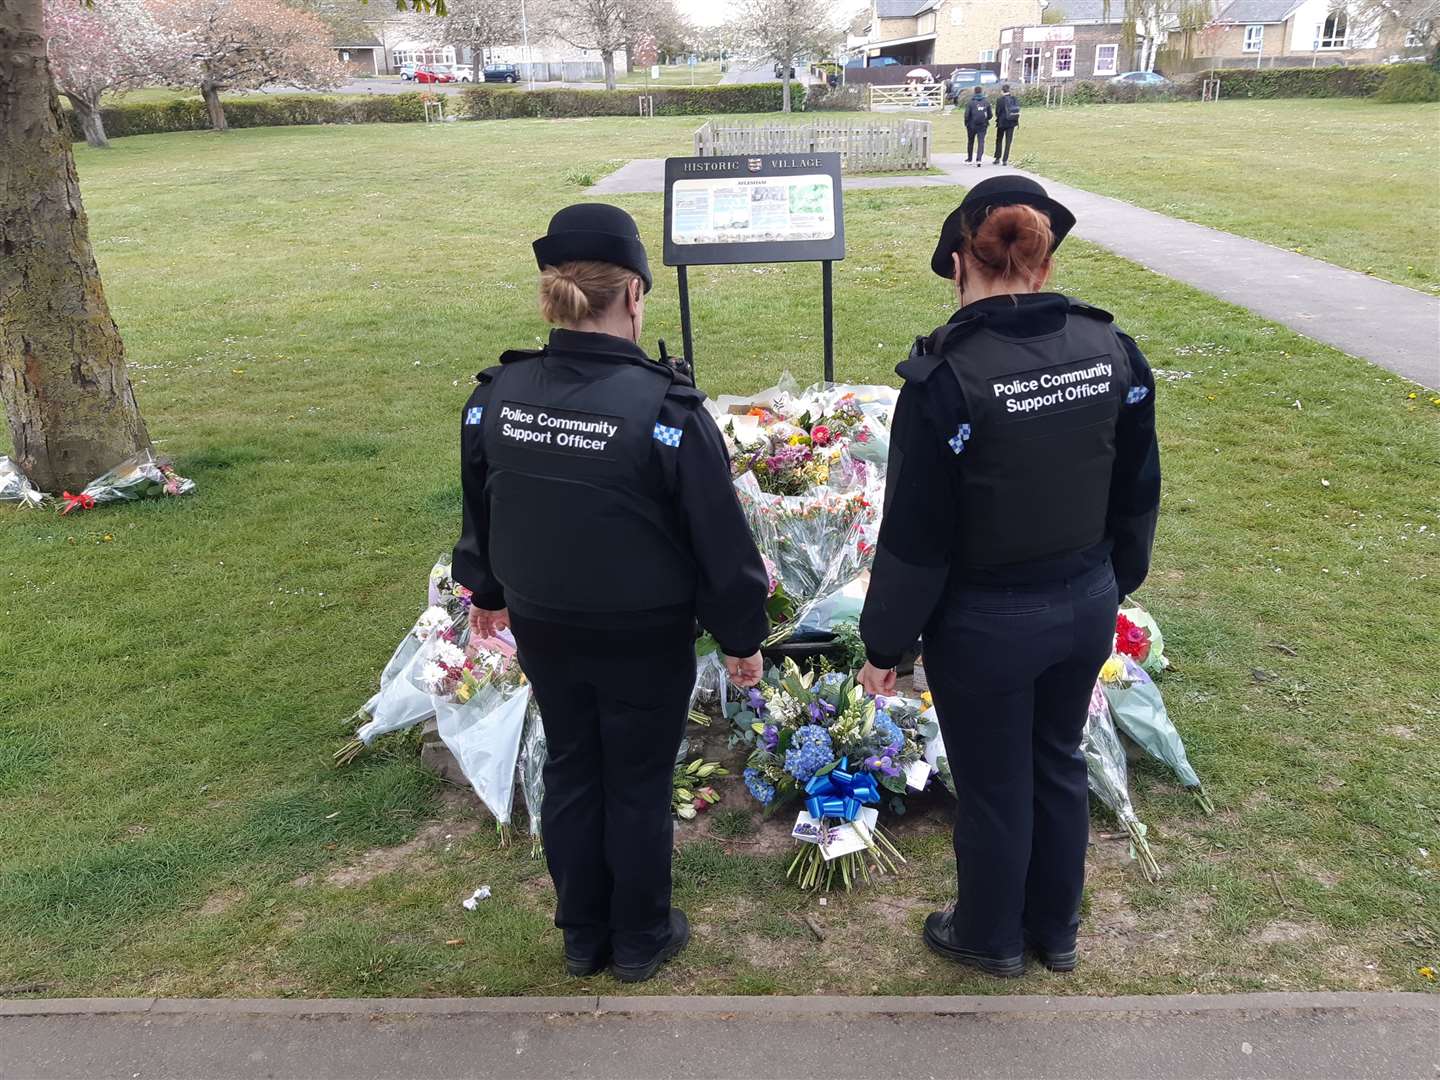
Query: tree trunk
[[0, 0, 152, 493], [472, 52, 481, 82], [603, 51, 615, 91], [782, 70, 792, 112], [65, 90, 110, 149], [202, 80, 227, 131]]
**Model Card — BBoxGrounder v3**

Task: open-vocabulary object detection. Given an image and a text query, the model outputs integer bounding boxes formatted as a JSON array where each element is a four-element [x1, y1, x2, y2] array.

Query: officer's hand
[[466, 606, 510, 652], [725, 651, 764, 689], [858, 662, 897, 698]]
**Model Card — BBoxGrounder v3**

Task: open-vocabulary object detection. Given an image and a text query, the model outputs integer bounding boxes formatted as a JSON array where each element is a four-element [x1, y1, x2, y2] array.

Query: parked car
[[444, 63, 475, 82], [1109, 70, 1173, 88], [843, 55, 902, 69], [413, 66, 455, 84], [482, 64, 519, 83], [946, 68, 999, 101], [774, 61, 797, 78], [398, 63, 419, 80]]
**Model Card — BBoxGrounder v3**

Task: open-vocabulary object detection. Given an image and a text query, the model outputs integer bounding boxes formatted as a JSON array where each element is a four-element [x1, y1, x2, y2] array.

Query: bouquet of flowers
[[59, 448, 194, 515], [407, 606, 532, 834], [1114, 602, 1168, 675], [517, 700, 547, 855], [1101, 653, 1212, 814], [334, 568, 464, 766], [0, 456, 45, 509], [734, 472, 878, 647], [673, 758, 727, 821], [1082, 684, 1161, 882], [729, 660, 918, 891]]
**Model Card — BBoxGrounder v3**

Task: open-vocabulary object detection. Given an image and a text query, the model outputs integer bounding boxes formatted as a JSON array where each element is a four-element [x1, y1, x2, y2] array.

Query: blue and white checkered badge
[[465, 405, 485, 425], [1125, 386, 1150, 406], [653, 423, 684, 447], [948, 422, 972, 455]]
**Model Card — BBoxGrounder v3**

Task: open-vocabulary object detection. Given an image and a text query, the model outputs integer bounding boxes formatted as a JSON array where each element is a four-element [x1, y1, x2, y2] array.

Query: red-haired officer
[[858, 177, 1161, 978]]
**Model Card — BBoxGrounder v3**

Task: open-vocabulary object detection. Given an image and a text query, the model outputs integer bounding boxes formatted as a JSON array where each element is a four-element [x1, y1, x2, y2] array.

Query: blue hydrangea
[[872, 713, 904, 753], [784, 724, 834, 783], [743, 767, 776, 805]]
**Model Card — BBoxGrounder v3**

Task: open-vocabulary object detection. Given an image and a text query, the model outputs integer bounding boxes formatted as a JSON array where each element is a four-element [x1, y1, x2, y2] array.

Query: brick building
[[854, 0, 1043, 68]]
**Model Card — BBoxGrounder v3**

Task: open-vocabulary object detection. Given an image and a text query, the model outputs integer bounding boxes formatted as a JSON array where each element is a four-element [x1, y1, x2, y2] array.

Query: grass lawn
[[926, 99, 1440, 294], [2, 116, 1437, 1000], [614, 61, 727, 87]]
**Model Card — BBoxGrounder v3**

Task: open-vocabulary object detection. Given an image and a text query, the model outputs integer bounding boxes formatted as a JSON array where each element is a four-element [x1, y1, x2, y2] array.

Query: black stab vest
[[921, 303, 1132, 568], [480, 348, 697, 613]]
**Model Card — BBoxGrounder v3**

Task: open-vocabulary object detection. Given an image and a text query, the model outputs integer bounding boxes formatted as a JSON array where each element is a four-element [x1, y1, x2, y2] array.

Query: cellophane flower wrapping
[[1102, 654, 1209, 807], [517, 699, 547, 849], [408, 607, 530, 826], [733, 470, 878, 645], [690, 647, 732, 717], [709, 377, 897, 642], [1119, 601, 1167, 675], [0, 456, 45, 508], [79, 448, 194, 505], [1082, 684, 1160, 881]]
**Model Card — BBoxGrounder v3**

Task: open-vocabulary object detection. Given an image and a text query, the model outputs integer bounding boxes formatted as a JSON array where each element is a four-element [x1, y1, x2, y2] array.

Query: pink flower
[[810, 424, 833, 446]]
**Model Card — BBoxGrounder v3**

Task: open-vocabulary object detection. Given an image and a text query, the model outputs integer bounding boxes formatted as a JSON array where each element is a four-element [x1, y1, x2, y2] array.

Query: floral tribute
[[729, 660, 941, 891]]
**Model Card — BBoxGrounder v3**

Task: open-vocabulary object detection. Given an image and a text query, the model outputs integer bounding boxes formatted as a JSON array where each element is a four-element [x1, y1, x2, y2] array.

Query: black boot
[[923, 911, 1025, 977], [1027, 941, 1078, 973], [611, 909, 689, 983], [563, 930, 611, 977]]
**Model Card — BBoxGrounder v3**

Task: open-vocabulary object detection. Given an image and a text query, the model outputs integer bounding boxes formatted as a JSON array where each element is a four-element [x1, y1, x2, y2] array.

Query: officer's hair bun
[[539, 261, 635, 326], [969, 204, 1053, 284]]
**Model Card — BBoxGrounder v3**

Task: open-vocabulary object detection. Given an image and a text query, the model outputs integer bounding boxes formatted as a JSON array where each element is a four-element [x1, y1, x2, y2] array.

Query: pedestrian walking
[[452, 203, 770, 984], [964, 86, 993, 167], [857, 177, 1161, 978], [993, 83, 1021, 165]]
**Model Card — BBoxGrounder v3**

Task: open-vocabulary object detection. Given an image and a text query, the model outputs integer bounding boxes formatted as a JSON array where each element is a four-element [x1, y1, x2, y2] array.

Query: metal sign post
[[662, 152, 846, 381]]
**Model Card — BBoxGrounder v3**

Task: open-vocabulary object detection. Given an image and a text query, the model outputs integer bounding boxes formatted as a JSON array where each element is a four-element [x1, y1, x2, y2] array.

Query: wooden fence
[[867, 83, 945, 112], [692, 118, 933, 172]]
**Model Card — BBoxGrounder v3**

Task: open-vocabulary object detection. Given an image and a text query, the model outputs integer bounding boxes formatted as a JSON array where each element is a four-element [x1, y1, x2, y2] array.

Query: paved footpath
[[2, 992, 1436, 1079], [591, 156, 1439, 388]]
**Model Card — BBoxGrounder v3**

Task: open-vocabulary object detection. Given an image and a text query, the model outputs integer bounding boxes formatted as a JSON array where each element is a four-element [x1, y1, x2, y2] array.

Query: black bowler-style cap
[[929, 175, 1077, 278], [533, 203, 653, 292]]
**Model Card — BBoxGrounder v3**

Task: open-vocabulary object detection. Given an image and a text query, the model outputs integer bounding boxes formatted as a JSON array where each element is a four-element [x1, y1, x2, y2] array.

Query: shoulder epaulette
[[1067, 298, 1115, 323], [498, 346, 547, 365], [665, 382, 707, 409]]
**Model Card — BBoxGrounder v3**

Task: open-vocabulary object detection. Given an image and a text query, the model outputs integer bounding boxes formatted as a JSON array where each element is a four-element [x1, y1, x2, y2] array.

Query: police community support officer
[[451, 204, 770, 983], [857, 176, 1161, 977]]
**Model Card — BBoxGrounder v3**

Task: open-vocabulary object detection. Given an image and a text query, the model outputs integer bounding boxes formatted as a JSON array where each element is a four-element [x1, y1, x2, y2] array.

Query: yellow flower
[[1100, 656, 1126, 684], [921, 691, 933, 710], [788, 434, 804, 446], [1408, 392, 1418, 399], [1419, 966, 1436, 981]]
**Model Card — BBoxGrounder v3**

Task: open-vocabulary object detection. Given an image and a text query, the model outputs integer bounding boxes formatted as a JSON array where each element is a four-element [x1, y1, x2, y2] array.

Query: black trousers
[[966, 127, 988, 160], [923, 561, 1117, 961], [513, 620, 695, 966], [994, 125, 1015, 163]]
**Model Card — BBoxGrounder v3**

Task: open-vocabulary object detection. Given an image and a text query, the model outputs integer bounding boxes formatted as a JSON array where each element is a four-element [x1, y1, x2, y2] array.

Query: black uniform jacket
[[860, 293, 1161, 669], [453, 329, 770, 659]]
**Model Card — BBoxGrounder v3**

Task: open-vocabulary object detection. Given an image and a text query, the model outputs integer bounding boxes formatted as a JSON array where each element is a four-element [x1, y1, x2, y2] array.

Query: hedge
[[69, 93, 430, 140], [1374, 62, 1440, 102], [458, 82, 785, 119], [1195, 65, 1388, 99]]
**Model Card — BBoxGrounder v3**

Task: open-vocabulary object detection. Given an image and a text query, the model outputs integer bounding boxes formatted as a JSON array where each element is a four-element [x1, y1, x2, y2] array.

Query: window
[[1243, 24, 1264, 52], [1406, 28, 1424, 47], [341, 50, 350, 61], [1054, 45, 1074, 76], [979, 48, 997, 62], [1094, 43, 1118, 74], [1317, 10, 1348, 49]]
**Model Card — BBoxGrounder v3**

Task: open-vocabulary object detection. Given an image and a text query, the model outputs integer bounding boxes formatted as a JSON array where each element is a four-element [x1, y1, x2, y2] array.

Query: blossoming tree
[[44, 0, 188, 148], [152, 0, 347, 131]]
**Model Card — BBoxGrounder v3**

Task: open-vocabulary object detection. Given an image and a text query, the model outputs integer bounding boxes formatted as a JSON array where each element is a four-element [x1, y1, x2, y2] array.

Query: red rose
[[810, 424, 832, 446], [1114, 613, 1151, 663], [692, 797, 708, 813]]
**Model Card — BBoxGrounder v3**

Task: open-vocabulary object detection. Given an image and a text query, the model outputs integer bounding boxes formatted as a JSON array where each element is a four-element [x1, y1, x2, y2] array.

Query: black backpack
[[1000, 94, 1020, 124]]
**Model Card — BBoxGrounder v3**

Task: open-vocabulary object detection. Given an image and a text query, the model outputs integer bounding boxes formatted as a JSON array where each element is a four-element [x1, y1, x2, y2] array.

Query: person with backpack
[[963, 86, 993, 167], [993, 83, 1021, 166]]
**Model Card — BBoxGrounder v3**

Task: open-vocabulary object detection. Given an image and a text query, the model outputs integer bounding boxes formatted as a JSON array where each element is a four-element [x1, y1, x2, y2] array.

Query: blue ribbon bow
[[803, 757, 881, 822]]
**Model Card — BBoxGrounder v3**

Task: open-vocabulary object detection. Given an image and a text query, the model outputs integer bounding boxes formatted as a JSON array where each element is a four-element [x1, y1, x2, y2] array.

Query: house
[[1191, 0, 1428, 68], [998, 1, 1136, 83], [330, 22, 627, 81], [852, 0, 1043, 69]]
